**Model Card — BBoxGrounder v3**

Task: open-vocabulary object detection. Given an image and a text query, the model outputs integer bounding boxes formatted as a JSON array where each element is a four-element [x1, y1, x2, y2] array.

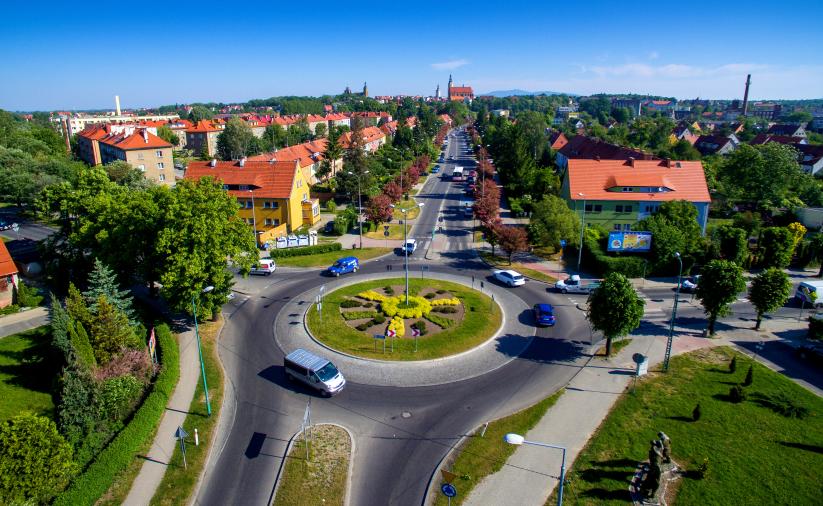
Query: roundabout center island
[[306, 277, 502, 361]]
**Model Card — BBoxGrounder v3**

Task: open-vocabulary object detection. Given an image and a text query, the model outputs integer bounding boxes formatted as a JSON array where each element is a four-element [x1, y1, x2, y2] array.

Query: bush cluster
[[583, 235, 646, 277], [267, 242, 342, 258], [430, 297, 460, 306], [411, 320, 427, 336], [425, 313, 455, 329], [424, 292, 436, 299], [340, 299, 361, 308], [372, 314, 386, 325], [383, 286, 395, 295], [432, 306, 457, 314], [388, 317, 405, 337], [341, 311, 379, 321], [382, 296, 432, 319], [358, 290, 387, 302]]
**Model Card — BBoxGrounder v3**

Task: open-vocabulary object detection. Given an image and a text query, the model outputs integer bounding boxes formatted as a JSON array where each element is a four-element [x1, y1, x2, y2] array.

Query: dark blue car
[[533, 303, 556, 326], [327, 256, 359, 277]]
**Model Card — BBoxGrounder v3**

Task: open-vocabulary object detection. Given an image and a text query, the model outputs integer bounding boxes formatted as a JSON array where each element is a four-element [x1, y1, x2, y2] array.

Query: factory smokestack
[[115, 95, 121, 116], [742, 74, 751, 117]]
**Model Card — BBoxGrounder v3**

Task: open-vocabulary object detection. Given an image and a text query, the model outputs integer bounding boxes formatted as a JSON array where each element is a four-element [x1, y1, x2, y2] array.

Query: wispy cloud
[[648, 51, 659, 60], [431, 59, 469, 70]]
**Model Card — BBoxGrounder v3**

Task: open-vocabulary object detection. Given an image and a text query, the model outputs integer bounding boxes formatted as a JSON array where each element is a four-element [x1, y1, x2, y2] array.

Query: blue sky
[[2, 0, 822, 111]]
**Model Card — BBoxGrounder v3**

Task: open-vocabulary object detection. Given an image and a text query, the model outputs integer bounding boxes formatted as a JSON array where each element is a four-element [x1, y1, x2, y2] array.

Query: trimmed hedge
[[424, 313, 455, 329], [583, 236, 646, 278], [54, 324, 179, 506], [342, 311, 379, 321], [267, 242, 342, 259]]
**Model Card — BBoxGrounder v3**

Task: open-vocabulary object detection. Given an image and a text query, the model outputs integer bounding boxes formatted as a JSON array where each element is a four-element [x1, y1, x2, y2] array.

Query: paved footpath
[[0, 306, 49, 338], [463, 318, 818, 506]]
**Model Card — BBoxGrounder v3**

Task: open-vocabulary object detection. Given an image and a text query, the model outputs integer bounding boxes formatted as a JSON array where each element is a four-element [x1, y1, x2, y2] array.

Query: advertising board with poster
[[607, 231, 652, 252]]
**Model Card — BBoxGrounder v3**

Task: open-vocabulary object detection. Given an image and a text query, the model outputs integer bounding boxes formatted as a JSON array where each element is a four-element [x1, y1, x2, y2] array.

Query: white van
[[403, 239, 417, 254], [250, 258, 276, 276], [795, 280, 823, 307], [284, 349, 346, 396]]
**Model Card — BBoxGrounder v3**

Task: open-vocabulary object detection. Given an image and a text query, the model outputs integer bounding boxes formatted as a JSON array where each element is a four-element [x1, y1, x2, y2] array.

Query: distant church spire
[[436, 84, 440, 99], [363, 82, 368, 98], [448, 74, 453, 100]]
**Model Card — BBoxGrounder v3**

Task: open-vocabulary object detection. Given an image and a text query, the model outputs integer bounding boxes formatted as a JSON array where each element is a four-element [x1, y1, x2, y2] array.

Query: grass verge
[[274, 247, 391, 267], [479, 252, 558, 284], [594, 338, 632, 358], [273, 425, 351, 506], [392, 199, 422, 220], [0, 326, 56, 421], [551, 347, 823, 505], [149, 317, 224, 506], [364, 224, 406, 240], [434, 389, 565, 506], [307, 278, 502, 360]]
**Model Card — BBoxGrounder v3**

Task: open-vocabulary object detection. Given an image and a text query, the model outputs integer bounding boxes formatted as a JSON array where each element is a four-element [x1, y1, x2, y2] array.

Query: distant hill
[[481, 89, 575, 97]]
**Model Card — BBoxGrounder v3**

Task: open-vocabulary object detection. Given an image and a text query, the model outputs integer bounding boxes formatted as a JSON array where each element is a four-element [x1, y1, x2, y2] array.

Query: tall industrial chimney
[[115, 95, 121, 116], [742, 74, 751, 117]]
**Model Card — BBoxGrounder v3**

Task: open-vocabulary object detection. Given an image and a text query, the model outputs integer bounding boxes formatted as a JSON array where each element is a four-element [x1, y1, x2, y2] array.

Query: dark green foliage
[[729, 384, 746, 403], [372, 315, 386, 325], [83, 258, 135, 323], [355, 322, 371, 331], [68, 319, 96, 369], [424, 313, 455, 329], [808, 316, 823, 340], [383, 286, 395, 295], [714, 225, 748, 265], [749, 268, 792, 330], [752, 392, 809, 419], [49, 293, 73, 359], [587, 273, 645, 356], [696, 260, 747, 335], [581, 231, 646, 277], [759, 227, 795, 268], [424, 292, 436, 299], [57, 363, 97, 447], [0, 413, 77, 504], [743, 365, 753, 386], [97, 375, 143, 422], [341, 311, 379, 321], [339, 299, 361, 308], [637, 200, 702, 274], [696, 458, 709, 479], [432, 305, 457, 314], [436, 289, 446, 294], [267, 242, 342, 258], [729, 356, 737, 373], [363, 302, 373, 308], [54, 324, 178, 506], [89, 296, 138, 364], [216, 117, 260, 160], [692, 403, 702, 421], [411, 320, 427, 336], [528, 195, 580, 250], [13, 279, 43, 307]]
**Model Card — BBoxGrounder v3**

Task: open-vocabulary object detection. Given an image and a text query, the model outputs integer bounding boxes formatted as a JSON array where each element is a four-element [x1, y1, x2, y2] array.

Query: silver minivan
[[284, 349, 346, 396]]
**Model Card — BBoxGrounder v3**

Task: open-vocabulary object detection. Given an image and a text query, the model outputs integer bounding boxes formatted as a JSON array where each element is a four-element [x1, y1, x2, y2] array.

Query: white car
[[494, 269, 525, 287]]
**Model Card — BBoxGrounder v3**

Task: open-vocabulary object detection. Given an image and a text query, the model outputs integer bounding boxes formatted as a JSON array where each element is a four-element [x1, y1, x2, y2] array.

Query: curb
[[270, 423, 356, 506]]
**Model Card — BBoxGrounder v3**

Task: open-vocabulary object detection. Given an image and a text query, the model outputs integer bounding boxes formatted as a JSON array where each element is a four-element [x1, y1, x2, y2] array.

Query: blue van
[[327, 256, 359, 276]]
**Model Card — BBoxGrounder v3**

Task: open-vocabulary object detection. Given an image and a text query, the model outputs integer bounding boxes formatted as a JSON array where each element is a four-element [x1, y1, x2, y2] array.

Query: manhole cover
[[401, 411, 412, 419]]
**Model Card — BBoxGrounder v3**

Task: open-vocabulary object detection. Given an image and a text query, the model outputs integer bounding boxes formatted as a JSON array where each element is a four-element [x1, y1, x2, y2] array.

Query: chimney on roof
[[142, 129, 149, 143], [115, 95, 121, 116], [628, 156, 636, 167], [663, 158, 671, 167], [239, 157, 246, 167], [209, 159, 217, 167], [595, 155, 600, 161]]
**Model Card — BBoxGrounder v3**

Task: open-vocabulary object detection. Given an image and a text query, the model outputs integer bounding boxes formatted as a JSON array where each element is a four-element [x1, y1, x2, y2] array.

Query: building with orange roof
[[185, 158, 320, 245], [438, 114, 453, 126], [447, 74, 474, 102], [561, 158, 710, 233], [0, 241, 19, 309], [185, 120, 225, 157], [247, 139, 340, 185], [76, 124, 174, 185], [340, 126, 386, 153]]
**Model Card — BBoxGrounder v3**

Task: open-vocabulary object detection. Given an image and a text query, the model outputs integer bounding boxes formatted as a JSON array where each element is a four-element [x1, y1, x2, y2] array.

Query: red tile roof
[[186, 120, 223, 133], [750, 134, 805, 146], [184, 160, 298, 199], [247, 139, 330, 168], [558, 135, 656, 162], [100, 128, 172, 150], [0, 241, 17, 277], [340, 126, 386, 149], [567, 159, 710, 203], [548, 130, 569, 150], [450, 86, 473, 94]]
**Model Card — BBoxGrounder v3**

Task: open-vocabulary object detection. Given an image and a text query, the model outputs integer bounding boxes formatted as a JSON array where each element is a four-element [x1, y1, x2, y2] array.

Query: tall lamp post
[[248, 189, 258, 248], [348, 170, 369, 249], [664, 252, 683, 372], [391, 202, 424, 304], [504, 433, 566, 506], [576, 192, 586, 273], [191, 285, 214, 416]]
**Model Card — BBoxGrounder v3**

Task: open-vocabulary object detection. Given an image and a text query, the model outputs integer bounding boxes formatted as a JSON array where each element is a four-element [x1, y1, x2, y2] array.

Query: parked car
[[402, 239, 417, 255], [796, 280, 823, 308], [249, 258, 276, 276], [0, 220, 17, 231], [494, 269, 525, 287], [323, 221, 336, 234], [533, 303, 556, 326], [431, 165, 441, 173], [284, 348, 346, 396], [680, 275, 700, 293], [554, 275, 600, 294], [327, 256, 359, 276], [796, 343, 823, 368]]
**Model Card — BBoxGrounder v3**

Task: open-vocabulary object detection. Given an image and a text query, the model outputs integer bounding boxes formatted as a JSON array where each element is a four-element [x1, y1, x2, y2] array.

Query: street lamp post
[[664, 252, 683, 372], [576, 192, 586, 273], [248, 190, 258, 248], [191, 285, 214, 416], [348, 170, 370, 249], [504, 433, 566, 506], [391, 202, 424, 305]]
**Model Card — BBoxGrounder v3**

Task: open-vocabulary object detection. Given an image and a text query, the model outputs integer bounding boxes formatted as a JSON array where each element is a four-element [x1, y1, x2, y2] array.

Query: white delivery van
[[284, 349, 346, 396], [795, 280, 823, 307], [250, 258, 276, 276]]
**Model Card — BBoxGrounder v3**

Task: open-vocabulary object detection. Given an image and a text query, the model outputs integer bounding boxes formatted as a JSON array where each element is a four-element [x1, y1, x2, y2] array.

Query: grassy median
[[274, 247, 391, 268], [552, 347, 823, 505]]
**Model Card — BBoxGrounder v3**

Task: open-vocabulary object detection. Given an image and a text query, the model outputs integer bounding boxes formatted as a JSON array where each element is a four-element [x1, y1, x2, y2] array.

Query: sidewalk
[[0, 306, 49, 338], [463, 318, 816, 506]]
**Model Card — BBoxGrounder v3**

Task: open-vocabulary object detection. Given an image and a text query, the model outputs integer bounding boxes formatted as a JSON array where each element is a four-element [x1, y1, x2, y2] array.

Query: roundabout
[[306, 277, 502, 361]]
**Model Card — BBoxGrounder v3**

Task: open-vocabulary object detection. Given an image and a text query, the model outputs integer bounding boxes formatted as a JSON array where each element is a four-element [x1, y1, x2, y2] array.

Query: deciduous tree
[[714, 225, 748, 265], [529, 195, 580, 251], [696, 259, 746, 335], [749, 268, 792, 330], [216, 117, 259, 160], [497, 225, 529, 264], [587, 273, 645, 356], [366, 194, 393, 226], [759, 226, 795, 268]]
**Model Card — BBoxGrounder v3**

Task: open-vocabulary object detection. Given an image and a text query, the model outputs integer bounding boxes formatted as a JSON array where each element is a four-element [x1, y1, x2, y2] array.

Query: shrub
[[729, 356, 737, 373], [267, 242, 342, 258], [325, 200, 337, 213], [411, 320, 427, 336], [14, 279, 43, 308], [808, 316, 823, 340], [358, 290, 387, 302], [425, 313, 455, 329], [424, 292, 436, 299], [381, 296, 432, 318], [436, 289, 446, 294], [355, 322, 371, 331], [388, 317, 405, 337], [697, 458, 709, 479], [753, 392, 810, 419], [743, 365, 753, 386], [363, 302, 373, 308], [433, 306, 457, 314], [383, 286, 395, 295], [729, 384, 746, 403], [692, 402, 702, 421], [97, 375, 143, 422], [340, 299, 361, 308], [341, 311, 378, 321], [430, 297, 460, 306], [372, 315, 386, 325], [54, 324, 179, 506]]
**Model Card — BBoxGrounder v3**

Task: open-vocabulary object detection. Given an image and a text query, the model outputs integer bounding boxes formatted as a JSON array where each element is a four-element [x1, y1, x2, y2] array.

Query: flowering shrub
[[381, 296, 432, 318], [388, 316, 406, 338], [358, 290, 387, 302], [430, 297, 460, 306]]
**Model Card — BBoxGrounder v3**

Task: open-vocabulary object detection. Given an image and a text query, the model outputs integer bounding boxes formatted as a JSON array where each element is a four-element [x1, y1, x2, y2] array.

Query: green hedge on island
[[268, 242, 342, 258]]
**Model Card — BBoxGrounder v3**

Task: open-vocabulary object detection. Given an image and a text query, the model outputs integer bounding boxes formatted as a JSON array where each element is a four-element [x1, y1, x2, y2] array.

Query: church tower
[[435, 84, 441, 99], [363, 82, 368, 98], [447, 74, 453, 100]]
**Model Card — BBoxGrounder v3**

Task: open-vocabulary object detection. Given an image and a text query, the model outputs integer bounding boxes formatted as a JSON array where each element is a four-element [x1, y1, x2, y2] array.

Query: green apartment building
[[561, 158, 710, 233]]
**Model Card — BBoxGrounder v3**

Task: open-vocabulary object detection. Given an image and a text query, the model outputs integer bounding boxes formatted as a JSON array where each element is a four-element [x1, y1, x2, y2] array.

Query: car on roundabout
[[533, 303, 556, 326], [327, 256, 359, 277], [494, 269, 525, 287]]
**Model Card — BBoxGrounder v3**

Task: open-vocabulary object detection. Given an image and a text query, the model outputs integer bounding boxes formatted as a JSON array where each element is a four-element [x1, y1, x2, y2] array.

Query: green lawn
[[392, 199, 422, 221], [554, 347, 823, 505], [307, 278, 502, 360], [273, 425, 351, 506], [434, 390, 565, 506], [364, 224, 406, 240], [274, 247, 391, 268], [0, 326, 56, 421]]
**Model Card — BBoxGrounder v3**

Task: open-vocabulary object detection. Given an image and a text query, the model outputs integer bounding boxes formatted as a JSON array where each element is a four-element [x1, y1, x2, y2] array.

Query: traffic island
[[306, 278, 501, 360], [273, 424, 352, 506]]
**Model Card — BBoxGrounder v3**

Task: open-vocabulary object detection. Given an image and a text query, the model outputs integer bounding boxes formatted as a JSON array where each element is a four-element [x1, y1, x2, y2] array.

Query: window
[[138, 153, 144, 160], [246, 200, 254, 209], [623, 224, 631, 231], [159, 174, 166, 182], [263, 201, 270, 208], [615, 205, 624, 213], [625, 205, 632, 213], [593, 205, 603, 213], [614, 224, 622, 230], [222, 184, 229, 190], [584, 204, 593, 212], [157, 162, 165, 169], [156, 150, 163, 157], [622, 187, 632, 192], [273, 219, 280, 226], [239, 185, 249, 191], [265, 218, 273, 225]]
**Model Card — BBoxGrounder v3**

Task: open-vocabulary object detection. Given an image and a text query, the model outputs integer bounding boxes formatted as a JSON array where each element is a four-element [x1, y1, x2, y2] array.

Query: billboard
[[607, 231, 652, 252]]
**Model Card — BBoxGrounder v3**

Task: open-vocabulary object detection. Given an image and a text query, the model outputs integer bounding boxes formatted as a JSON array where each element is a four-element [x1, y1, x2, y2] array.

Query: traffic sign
[[441, 483, 457, 498], [412, 328, 420, 337], [560, 239, 567, 248], [373, 334, 386, 340], [384, 230, 390, 237], [386, 329, 396, 338], [384, 225, 390, 231]]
